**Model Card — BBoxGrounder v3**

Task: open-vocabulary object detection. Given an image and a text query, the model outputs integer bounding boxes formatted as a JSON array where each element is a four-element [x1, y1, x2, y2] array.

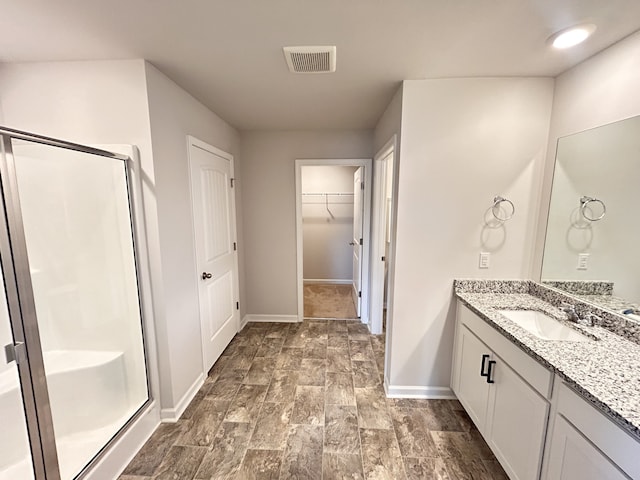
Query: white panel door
[[189, 140, 239, 372], [352, 167, 364, 317]]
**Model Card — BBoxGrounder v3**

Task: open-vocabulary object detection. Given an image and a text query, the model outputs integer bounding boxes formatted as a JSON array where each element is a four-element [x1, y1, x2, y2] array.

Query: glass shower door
[[0, 263, 35, 480], [4, 137, 150, 479]]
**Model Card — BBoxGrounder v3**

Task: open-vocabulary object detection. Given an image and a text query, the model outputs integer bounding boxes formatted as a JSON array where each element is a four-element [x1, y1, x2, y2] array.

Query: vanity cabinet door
[[454, 324, 491, 431], [486, 357, 549, 480], [545, 416, 630, 480]]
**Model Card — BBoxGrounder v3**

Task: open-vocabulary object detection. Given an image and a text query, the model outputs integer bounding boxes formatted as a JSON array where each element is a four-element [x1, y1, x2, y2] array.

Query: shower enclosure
[[0, 127, 150, 479]]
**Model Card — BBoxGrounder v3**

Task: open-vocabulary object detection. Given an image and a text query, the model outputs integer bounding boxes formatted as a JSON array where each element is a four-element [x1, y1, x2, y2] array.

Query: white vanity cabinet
[[453, 301, 640, 480], [544, 416, 628, 480], [543, 381, 638, 480], [452, 303, 552, 480]]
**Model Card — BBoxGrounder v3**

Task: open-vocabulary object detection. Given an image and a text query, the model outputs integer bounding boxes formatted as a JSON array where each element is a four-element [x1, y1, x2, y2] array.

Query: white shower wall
[[302, 165, 358, 282], [14, 143, 147, 404], [0, 303, 13, 377]]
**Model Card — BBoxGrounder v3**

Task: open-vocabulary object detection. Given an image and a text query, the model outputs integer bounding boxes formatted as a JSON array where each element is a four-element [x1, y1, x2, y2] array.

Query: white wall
[[374, 86, 403, 153], [388, 78, 554, 395], [541, 116, 640, 302], [240, 130, 373, 316], [144, 63, 242, 414], [0, 60, 153, 152], [302, 165, 357, 281], [533, 30, 640, 281]]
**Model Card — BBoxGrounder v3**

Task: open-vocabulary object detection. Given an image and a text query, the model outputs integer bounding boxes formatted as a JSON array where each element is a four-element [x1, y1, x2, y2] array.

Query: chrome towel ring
[[580, 196, 606, 221], [492, 195, 515, 222]]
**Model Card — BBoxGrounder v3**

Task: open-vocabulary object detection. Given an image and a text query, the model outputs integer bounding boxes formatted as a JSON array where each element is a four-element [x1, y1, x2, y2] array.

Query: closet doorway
[[295, 159, 372, 322]]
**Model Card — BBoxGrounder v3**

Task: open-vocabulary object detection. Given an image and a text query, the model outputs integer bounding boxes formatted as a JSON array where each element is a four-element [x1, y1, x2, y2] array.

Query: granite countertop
[[454, 284, 640, 441], [572, 293, 640, 315]]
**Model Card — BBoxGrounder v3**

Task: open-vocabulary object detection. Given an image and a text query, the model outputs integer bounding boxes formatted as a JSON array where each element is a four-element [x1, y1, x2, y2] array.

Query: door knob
[[201, 272, 213, 280], [349, 242, 356, 246]]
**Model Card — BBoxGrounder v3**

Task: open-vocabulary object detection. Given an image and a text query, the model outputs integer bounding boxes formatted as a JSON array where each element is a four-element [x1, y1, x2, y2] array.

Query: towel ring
[[492, 195, 515, 222], [580, 196, 606, 221]]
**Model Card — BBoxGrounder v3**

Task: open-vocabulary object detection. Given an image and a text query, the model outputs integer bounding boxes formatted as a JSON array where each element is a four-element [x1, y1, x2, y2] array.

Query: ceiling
[[1, 1, 639, 130]]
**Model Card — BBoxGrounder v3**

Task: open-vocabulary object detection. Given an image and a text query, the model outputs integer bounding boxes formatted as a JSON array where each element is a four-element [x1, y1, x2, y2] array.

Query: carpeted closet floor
[[304, 284, 358, 319]]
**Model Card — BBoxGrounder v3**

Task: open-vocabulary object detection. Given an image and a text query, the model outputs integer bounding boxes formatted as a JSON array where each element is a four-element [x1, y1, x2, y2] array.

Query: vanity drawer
[[458, 304, 553, 398]]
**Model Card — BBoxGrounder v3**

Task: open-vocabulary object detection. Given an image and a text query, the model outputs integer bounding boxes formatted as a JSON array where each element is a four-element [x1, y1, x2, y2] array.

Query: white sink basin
[[498, 310, 591, 342]]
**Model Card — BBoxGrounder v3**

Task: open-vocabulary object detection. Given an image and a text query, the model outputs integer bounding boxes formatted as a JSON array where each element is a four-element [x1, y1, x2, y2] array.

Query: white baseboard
[[384, 383, 456, 399], [304, 279, 352, 285], [243, 314, 299, 324], [160, 373, 205, 422], [87, 402, 160, 480]]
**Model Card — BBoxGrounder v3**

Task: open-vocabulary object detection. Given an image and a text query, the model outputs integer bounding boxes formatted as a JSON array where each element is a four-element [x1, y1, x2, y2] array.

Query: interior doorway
[[370, 136, 396, 336], [295, 159, 372, 323]]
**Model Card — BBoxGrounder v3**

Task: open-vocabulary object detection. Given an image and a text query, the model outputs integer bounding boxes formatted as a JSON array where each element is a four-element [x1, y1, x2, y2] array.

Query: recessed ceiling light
[[549, 24, 596, 49]]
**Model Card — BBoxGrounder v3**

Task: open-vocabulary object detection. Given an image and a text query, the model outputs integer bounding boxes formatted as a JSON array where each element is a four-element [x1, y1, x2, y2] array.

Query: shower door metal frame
[[0, 134, 61, 480], [0, 126, 152, 480]]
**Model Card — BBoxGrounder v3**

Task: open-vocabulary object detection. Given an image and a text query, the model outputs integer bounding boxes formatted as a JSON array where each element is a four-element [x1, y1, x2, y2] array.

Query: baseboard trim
[[304, 279, 352, 285], [87, 401, 159, 480], [384, 384, 456, 399], [243, 314, 300, 324], [160, 373, 205, 422]]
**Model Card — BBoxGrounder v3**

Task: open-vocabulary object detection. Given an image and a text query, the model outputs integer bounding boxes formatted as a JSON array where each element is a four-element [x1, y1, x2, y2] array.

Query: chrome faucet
[[582, 313, 601, 327], [560, 302, 580, 323], [560, 302, 600, 327]]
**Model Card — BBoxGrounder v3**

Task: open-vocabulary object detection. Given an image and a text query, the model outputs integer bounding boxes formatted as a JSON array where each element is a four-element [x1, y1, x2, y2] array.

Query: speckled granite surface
[[542, 280, 614, 296], [572, 293, 640, 315], [454, 280, 640, 441]]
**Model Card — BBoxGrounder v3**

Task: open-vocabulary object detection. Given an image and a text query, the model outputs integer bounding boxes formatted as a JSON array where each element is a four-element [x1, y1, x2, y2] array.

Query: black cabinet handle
[[480, 354, 490, 377], [486, 360, 496, 384]]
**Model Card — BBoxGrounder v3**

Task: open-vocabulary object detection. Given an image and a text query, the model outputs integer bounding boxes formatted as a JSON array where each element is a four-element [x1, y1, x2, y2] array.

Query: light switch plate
[[479, 252, 490, 269], [577, 253, 589, 270]]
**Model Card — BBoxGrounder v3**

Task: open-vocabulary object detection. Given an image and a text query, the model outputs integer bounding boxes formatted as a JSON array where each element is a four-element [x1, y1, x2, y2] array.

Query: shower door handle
[[201, 272, 213, 280], [4, 342, 25, 365]]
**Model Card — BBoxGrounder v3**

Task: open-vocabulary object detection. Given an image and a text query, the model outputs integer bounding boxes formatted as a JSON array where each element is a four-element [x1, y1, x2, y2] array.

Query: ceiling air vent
[[283, 46, 336, 74]]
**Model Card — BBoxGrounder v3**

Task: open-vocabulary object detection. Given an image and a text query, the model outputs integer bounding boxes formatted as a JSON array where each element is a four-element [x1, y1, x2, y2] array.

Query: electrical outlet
[[479, 252, 490, 269], [577, 253, 589, 270]]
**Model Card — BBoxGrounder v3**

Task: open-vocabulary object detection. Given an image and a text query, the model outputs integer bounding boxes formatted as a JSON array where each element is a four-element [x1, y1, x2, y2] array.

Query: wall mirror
[[541, 114, 640, 319]]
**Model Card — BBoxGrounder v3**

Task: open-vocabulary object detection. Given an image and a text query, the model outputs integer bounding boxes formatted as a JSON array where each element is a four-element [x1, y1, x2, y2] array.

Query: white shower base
[[0, 349, 141, 480]]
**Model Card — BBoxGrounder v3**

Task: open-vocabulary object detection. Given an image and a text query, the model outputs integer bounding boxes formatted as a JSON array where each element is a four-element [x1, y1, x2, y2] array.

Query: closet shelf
[[301, 192, 354, 205]]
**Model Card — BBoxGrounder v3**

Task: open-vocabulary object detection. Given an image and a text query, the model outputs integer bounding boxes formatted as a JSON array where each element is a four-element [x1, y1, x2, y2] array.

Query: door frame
[[370, 136, 396, 334], [187, 135, 240, 375], [295, 158, 372, 323]]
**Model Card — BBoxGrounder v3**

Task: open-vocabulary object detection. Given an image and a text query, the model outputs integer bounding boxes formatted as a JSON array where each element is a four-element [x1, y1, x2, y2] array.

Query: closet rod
[[301, 192, 354, 196]]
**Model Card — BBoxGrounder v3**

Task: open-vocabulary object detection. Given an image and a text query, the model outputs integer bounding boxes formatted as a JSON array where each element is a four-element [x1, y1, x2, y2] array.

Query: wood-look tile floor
[[120, 320, 508, 480]]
